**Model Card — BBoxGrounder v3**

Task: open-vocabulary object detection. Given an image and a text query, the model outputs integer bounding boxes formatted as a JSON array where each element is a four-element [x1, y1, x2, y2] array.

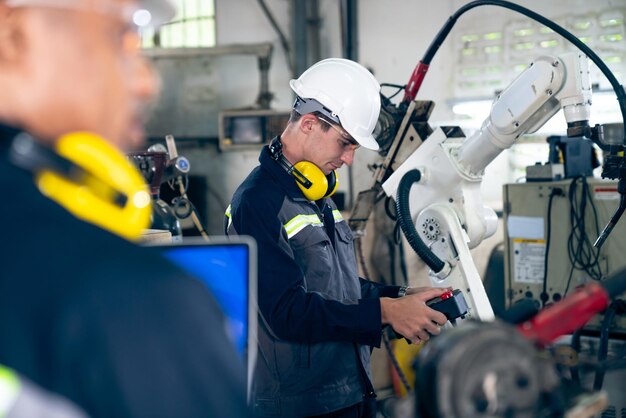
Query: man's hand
[[405, 286, 449, 296], [380, 287, 449, 345]]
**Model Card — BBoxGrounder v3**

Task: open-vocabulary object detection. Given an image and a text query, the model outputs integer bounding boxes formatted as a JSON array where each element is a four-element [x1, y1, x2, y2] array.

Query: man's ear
[[0, 6, 26, 63], [298, 114, 318, 135]]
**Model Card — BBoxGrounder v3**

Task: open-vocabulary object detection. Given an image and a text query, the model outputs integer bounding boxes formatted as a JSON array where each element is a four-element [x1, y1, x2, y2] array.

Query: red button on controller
[[440, 291, 453, 300]]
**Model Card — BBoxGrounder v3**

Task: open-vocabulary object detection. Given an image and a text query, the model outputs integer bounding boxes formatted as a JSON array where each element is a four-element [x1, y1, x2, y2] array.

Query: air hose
[[396, 169, 445, 273]]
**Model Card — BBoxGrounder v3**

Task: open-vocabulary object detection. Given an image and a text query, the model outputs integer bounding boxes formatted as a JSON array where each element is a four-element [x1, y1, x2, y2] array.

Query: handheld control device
[[426, 289, 468, 322]]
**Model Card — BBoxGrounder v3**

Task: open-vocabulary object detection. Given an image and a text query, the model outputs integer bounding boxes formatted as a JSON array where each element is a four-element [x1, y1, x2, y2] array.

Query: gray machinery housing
[[503, 178, 626, 333]]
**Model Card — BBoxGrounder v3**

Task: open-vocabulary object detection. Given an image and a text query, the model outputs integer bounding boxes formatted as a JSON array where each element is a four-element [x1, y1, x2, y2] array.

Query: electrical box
[[503, 178, 626, 334]]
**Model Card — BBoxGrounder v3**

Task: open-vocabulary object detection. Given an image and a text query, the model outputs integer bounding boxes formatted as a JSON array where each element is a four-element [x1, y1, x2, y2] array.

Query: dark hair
[[288, 110, 331, 132]]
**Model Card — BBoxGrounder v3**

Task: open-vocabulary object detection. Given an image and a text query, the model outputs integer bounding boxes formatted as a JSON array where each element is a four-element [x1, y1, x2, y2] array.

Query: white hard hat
[[290, 58, 381, 151], [138, 0, 177, 27]]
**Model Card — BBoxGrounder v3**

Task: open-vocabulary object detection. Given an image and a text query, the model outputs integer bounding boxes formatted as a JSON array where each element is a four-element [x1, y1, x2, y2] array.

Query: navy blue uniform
[[0, 123, 250, 418], [226, 142, 400, 417]]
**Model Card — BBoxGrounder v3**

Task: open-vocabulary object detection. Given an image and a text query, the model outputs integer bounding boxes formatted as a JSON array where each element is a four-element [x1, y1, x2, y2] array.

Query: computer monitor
[[148, 236, 257, 396]]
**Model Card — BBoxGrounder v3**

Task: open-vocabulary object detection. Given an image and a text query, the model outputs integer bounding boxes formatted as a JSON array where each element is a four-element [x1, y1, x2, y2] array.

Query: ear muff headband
[[326, 169, 339, 197], [15, 132, 151, 241]]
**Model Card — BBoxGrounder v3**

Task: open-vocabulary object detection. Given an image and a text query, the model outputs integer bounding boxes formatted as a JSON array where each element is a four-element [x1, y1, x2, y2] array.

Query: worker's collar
[[260, 138, 311, 201]]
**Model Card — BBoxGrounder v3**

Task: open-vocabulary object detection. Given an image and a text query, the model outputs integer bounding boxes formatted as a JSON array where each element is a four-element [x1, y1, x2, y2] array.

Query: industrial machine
[[503, 178, 626, 332], [348, 0, 626, 416], [129, 135, 209, 241], [381, 49, 594, 322], [414, 266, 626, 418]]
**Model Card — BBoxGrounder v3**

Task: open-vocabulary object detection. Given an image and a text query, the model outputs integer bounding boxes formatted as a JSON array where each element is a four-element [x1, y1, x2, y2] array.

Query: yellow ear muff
[[293, 161, 338, 201], [35, 132, 152, 241]]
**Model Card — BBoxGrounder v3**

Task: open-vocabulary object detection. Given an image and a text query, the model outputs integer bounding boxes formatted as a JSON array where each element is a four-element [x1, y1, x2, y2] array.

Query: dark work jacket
[[225, 142, 400, 417], [0, 123, 251, 418]]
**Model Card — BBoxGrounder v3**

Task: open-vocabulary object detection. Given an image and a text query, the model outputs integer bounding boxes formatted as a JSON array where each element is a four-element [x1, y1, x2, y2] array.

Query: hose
[[569, 329, 582, 384], [395, 169, 445, 273], [593, 302, 618, 390]]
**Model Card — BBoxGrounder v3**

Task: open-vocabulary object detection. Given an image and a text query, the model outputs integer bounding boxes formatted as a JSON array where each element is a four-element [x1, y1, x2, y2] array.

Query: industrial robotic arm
[[455, 52, 591, 178], [380, 51, 592, 322]]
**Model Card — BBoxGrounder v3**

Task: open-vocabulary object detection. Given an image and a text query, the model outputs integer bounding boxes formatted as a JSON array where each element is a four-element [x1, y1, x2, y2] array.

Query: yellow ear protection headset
[[268, 137, 339, 201], [9, 132, 151, 241]]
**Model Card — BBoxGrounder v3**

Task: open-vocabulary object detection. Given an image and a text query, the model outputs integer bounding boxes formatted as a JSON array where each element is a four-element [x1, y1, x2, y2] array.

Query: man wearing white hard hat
[[226, 58, 448, 417], [0, 0, 250, 416]]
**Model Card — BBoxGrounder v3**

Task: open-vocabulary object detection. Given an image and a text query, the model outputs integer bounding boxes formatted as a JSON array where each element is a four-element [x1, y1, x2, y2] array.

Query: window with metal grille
[[142, 0, 216, 48]]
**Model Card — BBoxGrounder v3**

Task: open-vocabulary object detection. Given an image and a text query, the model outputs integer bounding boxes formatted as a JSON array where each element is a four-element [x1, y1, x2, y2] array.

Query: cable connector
[[550, 187, 564, 197]]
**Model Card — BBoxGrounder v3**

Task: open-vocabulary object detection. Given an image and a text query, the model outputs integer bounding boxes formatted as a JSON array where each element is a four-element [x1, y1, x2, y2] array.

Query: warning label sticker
[[513, 239, 546, 284], [594, 186, 619, 201]]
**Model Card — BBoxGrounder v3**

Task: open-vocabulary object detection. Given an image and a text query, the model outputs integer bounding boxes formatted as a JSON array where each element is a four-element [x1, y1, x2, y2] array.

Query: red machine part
[[402, 61, 429, 103], [517, 282, 610, 347]]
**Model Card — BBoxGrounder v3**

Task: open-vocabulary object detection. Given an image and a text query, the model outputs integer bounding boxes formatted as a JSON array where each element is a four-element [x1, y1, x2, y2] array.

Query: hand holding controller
[[425, 289, 469, 322], [391, 289, 469, 344]]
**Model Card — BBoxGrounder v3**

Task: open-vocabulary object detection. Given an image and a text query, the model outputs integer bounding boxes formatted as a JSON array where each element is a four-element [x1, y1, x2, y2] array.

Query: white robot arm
[[457, 52, 591, 175], [381, 52, 592, 321]]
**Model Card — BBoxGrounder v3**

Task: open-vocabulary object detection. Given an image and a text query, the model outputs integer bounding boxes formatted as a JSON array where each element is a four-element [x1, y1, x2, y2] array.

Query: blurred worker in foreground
[[0, 0, 250, 417], [225, 58, 449, 418], [0, 364, 88, 418]]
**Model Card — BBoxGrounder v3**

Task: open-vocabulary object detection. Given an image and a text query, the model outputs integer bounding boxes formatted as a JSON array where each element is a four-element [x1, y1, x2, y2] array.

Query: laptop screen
[[148, 237, 257, 392]]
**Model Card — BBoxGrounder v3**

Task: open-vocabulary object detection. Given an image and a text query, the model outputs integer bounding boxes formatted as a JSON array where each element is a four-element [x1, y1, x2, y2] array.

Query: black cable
[[585, 181, 601, 236], [374, 93, 403, 154], [542, 189, 561, 307], [384, 196, 397, 221], [398, 237, 408, 285], [396, 169, 445, 273], [371, 187, 397, 241], [593, 301, 617, 390], [569, 329, 582, 384], [595, 193, 626, 249], [393, 221, 402, 245], [564, 262, 576, 296], [388, 240, 398, 287], [565, 177, 604, 290], [387, 89, 404, 101], [381, 83, 406, 101], [381, 83, 406, 89], [382, 330, 412, 394]]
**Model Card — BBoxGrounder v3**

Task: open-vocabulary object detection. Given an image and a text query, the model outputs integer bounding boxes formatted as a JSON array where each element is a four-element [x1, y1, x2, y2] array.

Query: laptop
[[147, 236, 257, 397]]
